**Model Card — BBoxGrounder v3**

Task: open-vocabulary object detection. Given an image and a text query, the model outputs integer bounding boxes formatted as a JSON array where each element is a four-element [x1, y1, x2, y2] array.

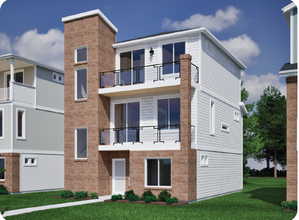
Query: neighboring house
[[280, 2, 298, 201], [62, 9, 246, 201], [0, 54, 64, 193], [246, 158, 285, 171]]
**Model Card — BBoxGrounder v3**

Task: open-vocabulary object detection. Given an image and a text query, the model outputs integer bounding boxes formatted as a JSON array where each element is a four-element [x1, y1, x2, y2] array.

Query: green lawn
[[5, 178, 297, 220]]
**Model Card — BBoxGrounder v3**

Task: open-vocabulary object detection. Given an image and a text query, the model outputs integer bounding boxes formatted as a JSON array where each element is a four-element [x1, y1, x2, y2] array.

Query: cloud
[[244, 73, 286, 103], [221, 34, 260, 64], [0, 0, 7, 9], [162, 6, 240, 32], [0, 29, 64, 70]]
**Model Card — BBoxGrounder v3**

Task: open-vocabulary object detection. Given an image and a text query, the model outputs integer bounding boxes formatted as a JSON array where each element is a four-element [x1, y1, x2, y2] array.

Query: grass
[[5, 178, 297, 220]]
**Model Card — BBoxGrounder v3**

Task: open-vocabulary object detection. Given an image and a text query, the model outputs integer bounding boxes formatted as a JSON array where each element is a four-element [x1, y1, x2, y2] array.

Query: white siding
[[196, 150, 242, 200]]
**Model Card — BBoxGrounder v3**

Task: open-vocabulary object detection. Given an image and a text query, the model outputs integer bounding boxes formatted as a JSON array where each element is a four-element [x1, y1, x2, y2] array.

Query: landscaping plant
[[60, 190, 73, 198], [124, 190, 140, 201], [142, 190, 154, 199], [144, 195, 157, 203], [165, 197, 178, 205], [158, 190, 171, 202], [0, 185, 8, 195], [111, 194, 123, 201], [281, 200, 297, 211], [90, 192, 98, 199], [74, 191, 88, 199]]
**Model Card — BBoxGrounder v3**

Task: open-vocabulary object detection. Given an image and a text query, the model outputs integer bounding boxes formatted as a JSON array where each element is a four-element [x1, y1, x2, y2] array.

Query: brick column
[[0, 153, 20, 193], [286, 76, 297, 201]]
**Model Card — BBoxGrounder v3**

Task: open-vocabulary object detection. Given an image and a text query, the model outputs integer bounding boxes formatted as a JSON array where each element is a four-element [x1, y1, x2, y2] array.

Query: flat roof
[[61, 9, 118, 33], [282, 2, 296, 14]]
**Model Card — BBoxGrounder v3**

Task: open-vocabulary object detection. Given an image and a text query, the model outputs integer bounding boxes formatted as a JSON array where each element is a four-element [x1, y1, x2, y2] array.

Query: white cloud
[[244, 73, 286, 103], [0, 29, 64, 70], [0, 0, 7, 9], [221, 34, 260, 64], [162, 6, 240, 32]]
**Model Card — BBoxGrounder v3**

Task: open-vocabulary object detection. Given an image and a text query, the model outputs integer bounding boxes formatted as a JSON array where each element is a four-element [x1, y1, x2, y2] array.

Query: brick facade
[[286, 76, 297, 201], [0, 153, 20, 193]]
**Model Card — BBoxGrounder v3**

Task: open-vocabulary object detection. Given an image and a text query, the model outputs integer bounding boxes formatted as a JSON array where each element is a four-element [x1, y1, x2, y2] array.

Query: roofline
[[113, 27, 246, 70], [61, 9, 118, 33], [282, 2, 296, 14], [0, 54, 64, 74], [279, 69, 297, 77]]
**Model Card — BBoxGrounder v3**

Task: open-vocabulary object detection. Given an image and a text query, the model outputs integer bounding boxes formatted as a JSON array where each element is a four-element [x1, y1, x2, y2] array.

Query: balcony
[[98, 62, 199, 97], [0, 82, 35, 105]]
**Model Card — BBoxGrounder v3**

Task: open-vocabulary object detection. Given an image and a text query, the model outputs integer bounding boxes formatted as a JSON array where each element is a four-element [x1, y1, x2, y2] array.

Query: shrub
[[111, 194, 123, 201], [158, 190, 171, 202], [60, 190, 73, 198], [281, 200, 297, 210], [142, 190, 154, 199], [144, 195, 157, 203], [248, 168, 286, 177], [74, 191, 88, 199], [166, 197, 178, 205], [0, 185, 8, 195], [124, 190, 135, 200], [90, 192, 98, 199], [124, 190, 140, 202]]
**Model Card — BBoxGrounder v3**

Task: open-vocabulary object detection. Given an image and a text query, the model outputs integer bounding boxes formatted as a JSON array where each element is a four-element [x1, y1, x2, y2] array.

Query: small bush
[[127, 193, 140, 202], [60, 190, 73, 198], [166, 197, 178, 205], [144, 195, 157, 203], [142, 190, 154, 199], [124, 190, 135, 200], [0, 185, 9, 195], [158, 190, 171, 202], [74, 191, 88, 199], [111, 194, 123, 201], [281, 200, 297, 210], [90, 192, 98, 199]]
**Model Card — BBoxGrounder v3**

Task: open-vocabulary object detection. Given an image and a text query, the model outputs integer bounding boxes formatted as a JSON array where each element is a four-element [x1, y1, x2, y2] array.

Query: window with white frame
[[16, 109, 26, 139], [75, 68, 87, 100], [209, 100, 215, 135], [158, 98, 180, 129], [0, 109, 3, 138], [24, 157, 37, 167], [199, 153, 209, 167], [75, 47, 87, 63], [52, 72, 64, 84], [162, 42, 185, 74], [75, 128, 88, 159], [233, 110, 240, 122], [0, 158, 4, 180], [221, 122, 230, 133], [146, 158, 171, 187]]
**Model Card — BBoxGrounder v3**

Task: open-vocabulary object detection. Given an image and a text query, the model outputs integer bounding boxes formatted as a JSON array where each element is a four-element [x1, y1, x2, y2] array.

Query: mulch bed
[[104, 199, 188, 206]]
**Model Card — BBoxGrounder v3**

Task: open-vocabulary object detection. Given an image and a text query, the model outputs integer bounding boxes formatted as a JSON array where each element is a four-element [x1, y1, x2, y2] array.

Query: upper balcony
[[98, 61, 199, 97]]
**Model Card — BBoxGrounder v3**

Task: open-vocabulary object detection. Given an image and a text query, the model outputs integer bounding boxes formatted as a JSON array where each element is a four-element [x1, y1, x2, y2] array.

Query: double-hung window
[[16, 109, 26, 139], [0, 158, 4, 180], [162, 42, 185, 74], [75, 68, 87, 100], [75, 47, 87, 63], [75, 128, 88, 159], [158, 98, 180, 129], [146, 158, 171, 187]]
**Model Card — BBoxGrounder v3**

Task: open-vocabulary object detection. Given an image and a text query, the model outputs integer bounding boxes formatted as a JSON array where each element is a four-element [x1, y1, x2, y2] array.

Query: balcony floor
[[98, 143, 181, 151]]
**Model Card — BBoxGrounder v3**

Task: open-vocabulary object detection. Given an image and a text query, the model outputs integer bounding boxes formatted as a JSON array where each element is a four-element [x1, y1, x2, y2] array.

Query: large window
[[158, 98, 180, 129], [75, 128, 88, 159], [0, 158, 4, 180], [75, 47, 87, 63], [0, 109, 3, 138], [146, 159, 171, 187], [209, 100, 215, 135], [16, 109, 26, 139], [75, 68, 87, 100], [162, 42, 185, 74]]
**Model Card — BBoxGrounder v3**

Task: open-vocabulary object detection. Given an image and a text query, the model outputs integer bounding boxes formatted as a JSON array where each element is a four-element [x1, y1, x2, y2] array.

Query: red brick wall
[[0, 153, 20, 193]]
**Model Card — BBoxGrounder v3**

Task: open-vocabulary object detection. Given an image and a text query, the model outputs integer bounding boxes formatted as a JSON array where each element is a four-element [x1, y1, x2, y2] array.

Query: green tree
[[255, 86, 286, 178]]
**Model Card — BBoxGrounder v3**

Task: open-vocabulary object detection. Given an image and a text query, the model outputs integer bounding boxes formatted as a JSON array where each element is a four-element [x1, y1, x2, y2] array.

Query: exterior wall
[[0, 66, 34, 88], [19, 153, 64, 192], [0, 103, 13, 152], [36, 66, 64, 111], [0, 153, 20, 192], [286, 76, 297, 201], [290, 8, 297, 64]]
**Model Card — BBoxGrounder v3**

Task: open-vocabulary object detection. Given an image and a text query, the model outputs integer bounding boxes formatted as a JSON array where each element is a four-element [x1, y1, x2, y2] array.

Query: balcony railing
[[0, 87, 10, 101], [99, 125, 195, 146]]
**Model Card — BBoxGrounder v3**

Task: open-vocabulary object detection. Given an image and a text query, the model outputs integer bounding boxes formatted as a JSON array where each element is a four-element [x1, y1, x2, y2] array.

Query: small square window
[[199, 153, 208, 167], [24, 157, 37, 167], [75, 47, 87, 63], [234, 110, 240, 122], [221, 122, 230, 133]]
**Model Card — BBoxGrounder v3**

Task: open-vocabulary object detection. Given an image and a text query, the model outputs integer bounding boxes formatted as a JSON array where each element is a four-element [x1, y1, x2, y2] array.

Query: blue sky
[[0, 0, 293, 102]]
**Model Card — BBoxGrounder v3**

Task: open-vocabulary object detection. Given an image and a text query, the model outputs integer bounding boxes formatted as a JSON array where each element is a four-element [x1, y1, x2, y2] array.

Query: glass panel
[[159, 159, 171, 186], [17, 111, 23, 137], [6, 74, 10, 87], [15, 72, 24, 84], [115, 104, 126, 143], [120, 52, 132, 85], [174, 42, 185, 73], [77, 128, 87, 158], [76, 69, 87, 99], [162, 44, 173, 74], [0, 111, 2, 137], [169, 98, 180, 129], [127, 102, 140, 142], [76, 47, 87, 62], [133, 49, 145, 84], [0, 159, 4, 180], [147, 159, 158, 186], [158, 99, 168, 129]]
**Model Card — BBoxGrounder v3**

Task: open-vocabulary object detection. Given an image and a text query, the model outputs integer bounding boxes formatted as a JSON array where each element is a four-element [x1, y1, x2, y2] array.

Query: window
[[0, 109, 3, 138], [199, 153, 209, 167], [52, 72, 64, 84], [234, 110, 240, 122], [75, 69, 87, 100], [221, 122, 230, 133], [0, 158, 4, 180], [162, 42, 185, 74], [158, 98, 180, 129], [6, 71, 24, 87], [16, 109, 26, 139], [75, 47, 87, 63], [146, 159, 171, 187], [209, 100, 215, 135], [75, 128, 88, 159], [24, 157, 37, 167]]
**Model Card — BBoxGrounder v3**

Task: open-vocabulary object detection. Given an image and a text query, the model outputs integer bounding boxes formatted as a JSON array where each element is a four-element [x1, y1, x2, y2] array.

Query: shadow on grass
[[246, 187, 286, 206]]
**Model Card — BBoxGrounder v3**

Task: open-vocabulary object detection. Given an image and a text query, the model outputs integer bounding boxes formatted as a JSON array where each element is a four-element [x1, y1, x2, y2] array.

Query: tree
[[255, 86, 286, 178]]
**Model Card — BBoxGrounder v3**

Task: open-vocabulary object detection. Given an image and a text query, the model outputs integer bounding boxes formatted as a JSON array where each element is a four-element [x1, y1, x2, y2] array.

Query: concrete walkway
[[3, 195, 111, 217]]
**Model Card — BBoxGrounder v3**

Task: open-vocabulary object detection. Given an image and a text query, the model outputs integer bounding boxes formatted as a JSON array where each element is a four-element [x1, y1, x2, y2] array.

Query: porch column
[[9, 58, 15, 101]]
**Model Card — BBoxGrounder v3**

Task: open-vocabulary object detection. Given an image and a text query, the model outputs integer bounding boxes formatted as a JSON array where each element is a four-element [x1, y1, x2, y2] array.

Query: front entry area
[[112, 158, 126, 194]]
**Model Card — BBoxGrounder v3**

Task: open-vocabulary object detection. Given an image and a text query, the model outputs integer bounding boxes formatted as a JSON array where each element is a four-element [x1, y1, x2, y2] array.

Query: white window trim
[[162, 42, 185, 76], [74, 46, 88, 64], [23, 157, 38, 167], [74, 68, 88, 101], [74, 128, 88, 160], [221, 122, 230, 133], [209, 99, 216, 135], [199, 153, 209, 167], [52, 72, 64, 84], [0, 108, 4, 139], [144, 158, 172, 188], [0, 157, 5, 181], [233, 110, 240, 122], [16, 108, 26, 140], [4, 69, 25, 87]]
